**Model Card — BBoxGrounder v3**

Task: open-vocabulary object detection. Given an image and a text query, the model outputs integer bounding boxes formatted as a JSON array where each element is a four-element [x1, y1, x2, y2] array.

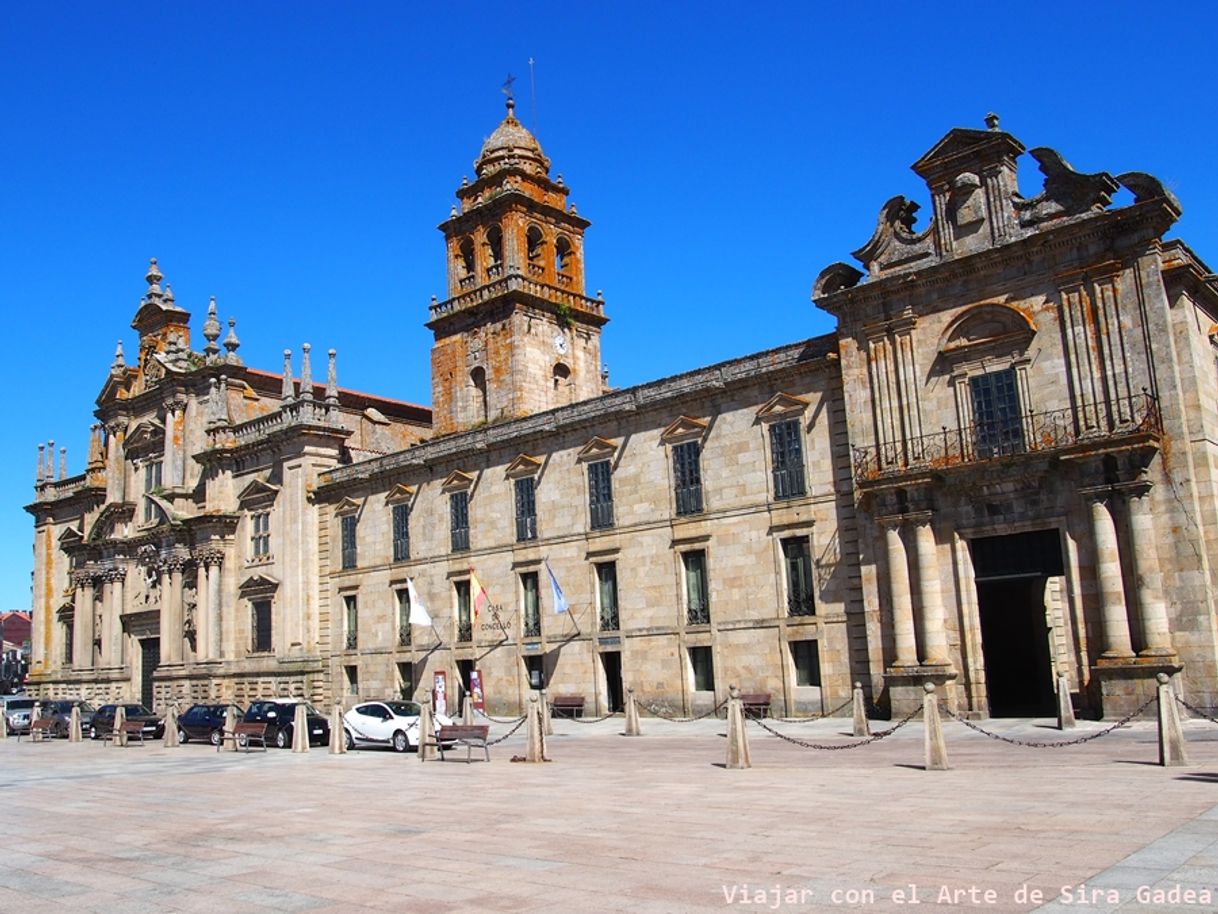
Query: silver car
[[3, 698, 35, 735]]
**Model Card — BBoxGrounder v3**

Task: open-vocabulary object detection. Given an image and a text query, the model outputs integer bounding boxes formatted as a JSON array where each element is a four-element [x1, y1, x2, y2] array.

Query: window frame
[[782, 536, 816, 617], [340, 514, 358, 570], [689, 645, 715, 692], [682, 550, 710, 625], [251, 599, 273, 654], [587, 459, 614, 530], [395, 588, 412, 647], [596, 561, 619, 632], [769, 417, 807, 500], [521, 571, 541, 639], [450, 491, 470, 553], [250, 510, 271, 559], [672, 440, 704, 517], [455, 579, 472, 643], [391, 503, 410, 562], [790, 639, 821, 687], [514, 476, 538, 542], [343, 593, 358, 650]]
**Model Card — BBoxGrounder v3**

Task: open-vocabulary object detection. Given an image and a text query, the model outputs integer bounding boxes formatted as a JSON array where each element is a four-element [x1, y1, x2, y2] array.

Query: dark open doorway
[[140, 638, 160, 709], [601, 651, 624, 713], [970, 529, 1061, 718]]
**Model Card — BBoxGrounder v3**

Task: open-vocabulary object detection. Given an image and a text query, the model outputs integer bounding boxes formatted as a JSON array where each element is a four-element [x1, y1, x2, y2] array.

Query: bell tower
[[427, 97, 608, 435]]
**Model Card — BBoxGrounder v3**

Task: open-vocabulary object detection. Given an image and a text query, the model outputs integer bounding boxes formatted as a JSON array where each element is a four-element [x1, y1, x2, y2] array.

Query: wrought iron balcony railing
[[599, 609, 620, 632], [523, 616, 541, 639], [853, 392, 1160, 483], [457, 621, 472, 643], [687, 602, 710, 625], [345, 632, 358, 651], [397, 626, 411, 648], [787, 591, 816, 617]]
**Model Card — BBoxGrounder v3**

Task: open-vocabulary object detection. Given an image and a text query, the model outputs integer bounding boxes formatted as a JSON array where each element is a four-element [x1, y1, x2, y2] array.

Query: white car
[[343, 700, 453, 752]]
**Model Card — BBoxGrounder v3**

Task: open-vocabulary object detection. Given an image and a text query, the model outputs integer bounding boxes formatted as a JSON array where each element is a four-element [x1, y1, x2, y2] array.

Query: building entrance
[[969, 529, 1061, 717], [140, 638, 160, 709], [601, 651, 624, 712]]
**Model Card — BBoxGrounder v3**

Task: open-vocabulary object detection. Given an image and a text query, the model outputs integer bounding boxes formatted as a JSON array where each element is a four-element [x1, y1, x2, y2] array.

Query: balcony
[[457, 621, 472, 643], [344, 632, 358, 651], [853, 392, 1161, 484], [523, 616, 541, 639], [687, 602, 710, 625], [599, 609, 620, 632], [787, 590, 816, 617], [397, 626, 411, 648]]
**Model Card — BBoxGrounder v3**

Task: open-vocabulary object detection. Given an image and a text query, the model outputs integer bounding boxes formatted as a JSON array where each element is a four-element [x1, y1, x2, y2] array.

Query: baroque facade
[[26, 104, 1218, 720]]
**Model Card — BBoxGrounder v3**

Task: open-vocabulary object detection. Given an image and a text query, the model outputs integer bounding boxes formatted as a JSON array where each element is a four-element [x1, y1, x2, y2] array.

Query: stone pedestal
[[886, 665, 957, 719], [1091, 658, 1181, 719]]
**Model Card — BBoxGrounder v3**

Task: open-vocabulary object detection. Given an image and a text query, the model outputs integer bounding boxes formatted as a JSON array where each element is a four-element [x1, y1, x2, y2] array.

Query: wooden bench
[[429, 724, 489, 763], [106, 720, 148, 746], [550, 695, 585, 719], [20, 718, 55, 742], [740, 693, 772, 719], [217, 721, 267, 752]]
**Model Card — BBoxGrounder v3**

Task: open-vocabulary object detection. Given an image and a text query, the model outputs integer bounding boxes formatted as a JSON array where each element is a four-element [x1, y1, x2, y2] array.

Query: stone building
[[26, 103, 1218, 720]]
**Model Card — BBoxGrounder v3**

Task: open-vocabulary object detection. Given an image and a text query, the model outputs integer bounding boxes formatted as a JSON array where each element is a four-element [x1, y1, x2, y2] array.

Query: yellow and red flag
[[469, 568, 489, 621]]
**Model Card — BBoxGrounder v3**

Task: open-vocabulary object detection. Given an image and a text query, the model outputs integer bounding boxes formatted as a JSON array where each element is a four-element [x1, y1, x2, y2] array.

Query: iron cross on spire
[[501, 73, 516, 100]]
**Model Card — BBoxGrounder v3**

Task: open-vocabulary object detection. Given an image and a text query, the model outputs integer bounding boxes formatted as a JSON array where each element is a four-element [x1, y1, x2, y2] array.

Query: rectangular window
[[345, 664, 359, 697], [251, 600, 272, 653], [783, 536, 815, 616], [769, 418, 807, 499], [597, 562, 619, 632], [522, 572, 540, 638], [64, 620, 74, 665], [340, 514, 358, 569], [524, 655, 544, 690], [143, 460, 162, 523], [683, 550, 710, 624], [450, 491, 470, 552], [343, 594, 358, 650], [588, 460, 614, 530], [970, 368, 1025, 459], [672, 441, 703, 516], [391, 503, 410, 562], [396, 589, 412, 647], [250, 511, 270, 558], [689, 645, 715, 692], [396, 662, 414, 701], [455, 579, 472, 642], [790, 640, 821, 687], [515, 477, 538, 542]]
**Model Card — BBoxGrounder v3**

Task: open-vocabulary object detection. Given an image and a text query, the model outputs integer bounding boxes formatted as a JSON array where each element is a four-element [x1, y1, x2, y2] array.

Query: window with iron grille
[[450, 491, 470, 552], [769, 418, 807, 499], [597, 562, 619, 631], [343, 594, 358, 650], [683, 550, 710, 624], [250, 511, 270, 558], [689, 645, 715, 692], [970, 368, 1025, 458], [672, 441, 704, 516], [515, 477, 538, 542], [521, 572, 540, 638], [391, 503, 410, 562], [251, 600, 272, 653], [782, 536, 815, 616], [340, 514, 358, 569], [588, 460, 614, 530], [790, 639, 820, 687], [455, 579, 472, 642], [396, 589, 412, 646]]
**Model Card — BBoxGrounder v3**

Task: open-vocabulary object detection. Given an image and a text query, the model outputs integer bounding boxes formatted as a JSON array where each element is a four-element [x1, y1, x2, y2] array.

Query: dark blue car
[[176, 703, 244, 746]]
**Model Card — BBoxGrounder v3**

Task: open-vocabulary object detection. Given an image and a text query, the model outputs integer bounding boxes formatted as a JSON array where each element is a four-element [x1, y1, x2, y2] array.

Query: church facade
[[26, 104, 1218, 720]]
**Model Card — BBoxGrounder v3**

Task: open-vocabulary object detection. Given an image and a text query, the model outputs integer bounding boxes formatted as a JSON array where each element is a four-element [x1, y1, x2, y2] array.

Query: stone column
[[73, 571, 94, 668], [910, 513, 949, 666], [200, 550, 223, 661], [1088, 493, 1135, 658], [98, 574, 112, 667], [881, 518, 918, 666], [105, 421, 127, 502], [109, 567, 126, 667], [160, 558, 185, 664], [1125, 487, 1173, 656]]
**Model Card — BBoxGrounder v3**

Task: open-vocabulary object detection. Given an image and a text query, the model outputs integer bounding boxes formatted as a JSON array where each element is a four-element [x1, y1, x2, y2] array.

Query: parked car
[[176, 703, 243, 746], [3, 697, 35, 735], [38, 699, 95, 738], [90, 703, 165, 740], [243, 700, 329, 749], [343, 700, 454, 752]]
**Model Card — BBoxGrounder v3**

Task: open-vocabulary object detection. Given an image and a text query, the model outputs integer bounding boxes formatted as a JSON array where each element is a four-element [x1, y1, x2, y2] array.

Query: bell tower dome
[[427, 97, 608, 435]]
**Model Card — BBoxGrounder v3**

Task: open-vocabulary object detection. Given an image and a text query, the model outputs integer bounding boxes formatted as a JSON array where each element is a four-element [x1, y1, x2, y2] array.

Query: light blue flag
[[546, 559, 569, 615]]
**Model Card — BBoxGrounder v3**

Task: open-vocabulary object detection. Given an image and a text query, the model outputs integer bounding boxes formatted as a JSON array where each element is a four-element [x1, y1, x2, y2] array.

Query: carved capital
[[102, 566, 129, 583], [195, 547, 225, 568], [72, 569, 97, 588], [162, 554, 190, 573]]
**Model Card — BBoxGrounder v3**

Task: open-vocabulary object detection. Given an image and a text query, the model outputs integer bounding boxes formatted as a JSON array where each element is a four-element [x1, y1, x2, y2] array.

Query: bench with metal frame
[[740, 693, 772, 719], [550, 695, 586, 719], [427, 724, 490, 763], [19, 718, 55, 742], [105, 720, 149, 746], [217, 721, 268, 752]]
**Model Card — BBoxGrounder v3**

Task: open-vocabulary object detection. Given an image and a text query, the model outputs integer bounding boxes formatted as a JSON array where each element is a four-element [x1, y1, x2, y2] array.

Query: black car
[[38, 699, 95, 738], [243, 700, 329, 749], [176, 703, 243, 746], [90, 703, 165, 740]]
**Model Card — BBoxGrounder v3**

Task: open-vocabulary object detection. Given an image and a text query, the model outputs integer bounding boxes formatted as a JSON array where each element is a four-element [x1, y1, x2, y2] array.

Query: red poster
[[470, 669, 486, 711], [433, 670, 447, 718]]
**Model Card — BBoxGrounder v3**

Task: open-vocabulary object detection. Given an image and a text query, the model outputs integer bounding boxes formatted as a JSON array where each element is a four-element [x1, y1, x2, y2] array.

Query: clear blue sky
[[3, 2, 1216, 612]]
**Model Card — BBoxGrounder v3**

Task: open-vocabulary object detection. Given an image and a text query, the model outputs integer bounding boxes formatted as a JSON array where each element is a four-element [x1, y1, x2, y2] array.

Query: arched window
[[553, 362, 572, 406], [552, 362, 571, 388], [470, 366, 488, 424], [526, 225, 545, 276], [457, 238, 475, 277], [485, 226, 503, 277], [555, 236, 573, 279]]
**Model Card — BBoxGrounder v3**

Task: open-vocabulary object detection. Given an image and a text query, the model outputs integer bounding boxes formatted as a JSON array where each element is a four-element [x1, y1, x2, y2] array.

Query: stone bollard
[[624, 687, 641, 737], [725, 684, 752, 770], [113, 705, 127, 747], [68, 704, 82, 743], [418, 690, 436, 762], [291, 703, 309, 753], [462, 693, 474, 726], [329, 705, 347, 754], [541, 690, 554, 736], [1, 704, 8, 739], [525, 694, 545, 762], [223, 704, 239, 752], [1157, 673, 1190, 767], [164, 702, 181, 748], [852, 682, 870, 737], [923, 682, 949, 771], [1056, 674, 1076, 730]]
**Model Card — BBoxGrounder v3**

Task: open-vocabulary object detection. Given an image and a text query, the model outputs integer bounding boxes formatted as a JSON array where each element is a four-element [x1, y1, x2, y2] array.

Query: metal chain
[[484, 715, 529, 746], [942, 696, 1155, 748], [1175, 694, 1218, 726], [770, 697, 853, 724], [476, 708, 525, 725], [565, 709, 619, 724], [749, 704, 921, 750], [642, 697, 729, 722]]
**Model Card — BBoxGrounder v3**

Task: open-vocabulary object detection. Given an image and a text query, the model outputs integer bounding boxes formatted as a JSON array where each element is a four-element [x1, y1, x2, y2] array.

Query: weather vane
[[501, 73, 516, 101]]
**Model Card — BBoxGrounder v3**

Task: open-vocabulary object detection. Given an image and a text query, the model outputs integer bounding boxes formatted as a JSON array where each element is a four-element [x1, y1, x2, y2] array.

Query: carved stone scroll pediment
[[1012, 147, 1118, 227], [851, 196, 935, 276]]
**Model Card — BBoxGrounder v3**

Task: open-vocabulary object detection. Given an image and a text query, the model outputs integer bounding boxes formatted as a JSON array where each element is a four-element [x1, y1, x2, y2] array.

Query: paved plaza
[[3, 713, 1218, 914]]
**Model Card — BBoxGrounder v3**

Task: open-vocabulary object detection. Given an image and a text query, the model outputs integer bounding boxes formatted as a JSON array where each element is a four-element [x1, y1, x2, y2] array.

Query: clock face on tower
[[553, 332, 568, 355]]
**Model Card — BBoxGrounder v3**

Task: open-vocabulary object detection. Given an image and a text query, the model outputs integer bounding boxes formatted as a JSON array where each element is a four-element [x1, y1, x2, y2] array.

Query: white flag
[[406, 577, 432, 626], [546, 559, 569, 615]]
